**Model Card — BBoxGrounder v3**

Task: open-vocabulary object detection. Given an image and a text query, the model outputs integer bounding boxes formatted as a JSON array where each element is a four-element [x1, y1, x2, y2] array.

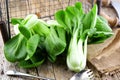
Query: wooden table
[[0, 0, 120, 79], [0, 32, 120, 80]]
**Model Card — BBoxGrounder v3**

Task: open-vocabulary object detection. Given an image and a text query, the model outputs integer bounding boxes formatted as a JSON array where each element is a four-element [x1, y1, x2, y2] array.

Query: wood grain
[[0, 0, 120, 80]]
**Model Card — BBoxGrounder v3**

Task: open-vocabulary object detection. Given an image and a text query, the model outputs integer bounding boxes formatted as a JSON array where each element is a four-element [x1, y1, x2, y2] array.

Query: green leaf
[[11, 18, 23, 25], [95, 16, 112, 32], [25, 34, 40, 60], [65, 7, 77, 33], [44, 27, 66, 62], [47, 20, 66, 43], [47, 20, 62, 27], [55, 10, 67, 29], [22, 14, 38, 27], [56, 27, 66, 43], [88, 31, 113, 44], [19, 48, 45, 68], [65, 5, 83, 34], [19, 59, 44, 68], [4, 34, 27, 62], [64, 12, 72, 32], [18, 25, 32, 39], [68, 7, 78, 26], [88, 16, 113, 44], [83, 4, 98, 30], [75, 2, 84, 15], [32, 20, 50, 36], [66, 6, 78, 17]]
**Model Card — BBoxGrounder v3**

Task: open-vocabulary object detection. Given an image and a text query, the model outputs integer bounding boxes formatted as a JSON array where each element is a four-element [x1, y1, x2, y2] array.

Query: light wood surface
[[0, 0, 120, 80], [0, 34, 120, 80]]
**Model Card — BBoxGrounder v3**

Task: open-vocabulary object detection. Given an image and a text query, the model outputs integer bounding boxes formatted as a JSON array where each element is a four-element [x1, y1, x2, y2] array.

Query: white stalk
[[67, 28, 89, 72]]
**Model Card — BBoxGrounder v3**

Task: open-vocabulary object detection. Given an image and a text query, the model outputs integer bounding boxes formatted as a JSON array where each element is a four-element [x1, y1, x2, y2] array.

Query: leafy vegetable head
[[4, 2, 113, 71], [55, 2, 113, 72]]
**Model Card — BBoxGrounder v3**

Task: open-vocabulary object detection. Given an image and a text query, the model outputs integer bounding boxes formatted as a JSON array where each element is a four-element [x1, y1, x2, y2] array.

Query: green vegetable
[[55, 2, 113, 72], [4, 14, 66, 68], [11, 18, 23, 25], [25, 34, 40, 60], [44, 25, 66, 62], [18, 25, 32, 39], [4, 2, 113, 71], [31, 19, 50, 36], [4, 34, 27, 62], [4, 14, 47, 68], [18, 48, 45, 68]]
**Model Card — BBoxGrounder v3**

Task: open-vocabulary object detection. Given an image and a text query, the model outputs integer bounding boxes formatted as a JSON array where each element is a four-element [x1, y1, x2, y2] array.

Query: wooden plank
[[115, 69, 120, 80], [1, 0, 120, 80], [101, 71, 120, 80], [52, 56, 74, 80], [0, 32, 10, 80], [37, 61, 55, 79]]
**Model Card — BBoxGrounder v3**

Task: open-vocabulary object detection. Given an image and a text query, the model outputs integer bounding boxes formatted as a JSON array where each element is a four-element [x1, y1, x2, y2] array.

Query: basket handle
[[96, 0, 102, 15], [0, 21, 9, 43]]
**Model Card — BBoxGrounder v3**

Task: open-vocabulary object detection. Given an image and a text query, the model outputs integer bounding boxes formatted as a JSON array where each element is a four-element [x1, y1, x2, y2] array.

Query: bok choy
[[4, 14, 66, 68], [4, 2, 113, 72], [55, 2, 113, 72]]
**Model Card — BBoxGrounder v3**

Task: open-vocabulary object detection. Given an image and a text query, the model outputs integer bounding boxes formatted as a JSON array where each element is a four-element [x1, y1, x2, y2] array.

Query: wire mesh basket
[[0, 0, 92, 42]]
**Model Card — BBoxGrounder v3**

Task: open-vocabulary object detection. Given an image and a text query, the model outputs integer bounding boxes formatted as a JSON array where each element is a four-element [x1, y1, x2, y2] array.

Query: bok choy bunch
[[4, 2, 113, 72], [55, 2, 113, 72], [4, 14, 66, 68]]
